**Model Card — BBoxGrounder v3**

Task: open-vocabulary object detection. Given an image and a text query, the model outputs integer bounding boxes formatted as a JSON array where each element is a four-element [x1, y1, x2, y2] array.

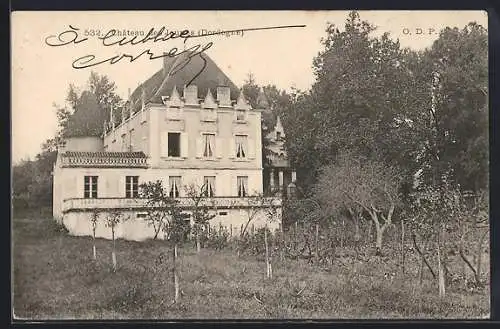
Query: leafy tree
[[12, 72, 123, 216], [282, 11, 423, 194], [409, 23, 488, 192]]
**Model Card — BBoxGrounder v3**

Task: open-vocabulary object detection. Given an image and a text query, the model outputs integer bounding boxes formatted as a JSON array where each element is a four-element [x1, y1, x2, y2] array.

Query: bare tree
[[139, 180, 170, 239], [185, 183, 216, 253], [90, 209, 100, 260], [314, 153, 402, 255], [104, 209, 124, 272]]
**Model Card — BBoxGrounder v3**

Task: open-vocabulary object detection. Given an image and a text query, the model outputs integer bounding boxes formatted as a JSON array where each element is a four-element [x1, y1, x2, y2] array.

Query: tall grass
[[12, 218, 490, 319]]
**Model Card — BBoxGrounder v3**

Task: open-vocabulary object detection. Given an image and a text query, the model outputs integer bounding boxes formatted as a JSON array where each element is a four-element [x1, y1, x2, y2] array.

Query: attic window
[[276, 132, 281, 141], [236, 110, 246, 121]]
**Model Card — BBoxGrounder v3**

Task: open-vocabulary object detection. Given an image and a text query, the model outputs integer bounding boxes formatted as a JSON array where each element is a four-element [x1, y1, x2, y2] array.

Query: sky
[[11, 10, 487, 163]]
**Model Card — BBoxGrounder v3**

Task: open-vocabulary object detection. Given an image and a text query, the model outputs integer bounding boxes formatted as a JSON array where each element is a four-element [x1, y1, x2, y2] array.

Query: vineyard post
[[315, 223, 320, 263], [265, 226, 272, 279], [401, 220, 405, 275], [437, 224, 446, 298]]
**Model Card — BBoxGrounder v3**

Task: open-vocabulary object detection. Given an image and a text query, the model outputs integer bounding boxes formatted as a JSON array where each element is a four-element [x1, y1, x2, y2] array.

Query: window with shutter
[[215, 137, 224, 158], [181, 132, 189, 158], [248, 137, 256, 159]]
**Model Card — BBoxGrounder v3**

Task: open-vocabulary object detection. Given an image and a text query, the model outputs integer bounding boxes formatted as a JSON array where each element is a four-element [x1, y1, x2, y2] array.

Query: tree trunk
[[196, 232, 201, 253], [366, 221, 372, 245], [92, 230, 97, 260], [112, 227, 117, 272], [412, 233, 436, 279], [173, 243, 179, 303]]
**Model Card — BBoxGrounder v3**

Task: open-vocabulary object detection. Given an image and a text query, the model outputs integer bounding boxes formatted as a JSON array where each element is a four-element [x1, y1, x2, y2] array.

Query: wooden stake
[[173, 243, 179, 303], [93, 244, 97, 260], [401, 220, 405, 275], [196, 231, 201, 253], [112, 251, 116, 272], [340, 218, 345, 249], [112, 227, 116, 272], [294, 221, 298, 252], [265, 227, 271, 279], [315, 223, 320, 263], [437, 226, 446, 298], [280, 223, 285, 262]]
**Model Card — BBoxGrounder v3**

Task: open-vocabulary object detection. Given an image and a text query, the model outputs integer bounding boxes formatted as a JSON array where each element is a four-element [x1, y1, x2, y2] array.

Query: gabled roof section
[[129, 52, 240, 113]]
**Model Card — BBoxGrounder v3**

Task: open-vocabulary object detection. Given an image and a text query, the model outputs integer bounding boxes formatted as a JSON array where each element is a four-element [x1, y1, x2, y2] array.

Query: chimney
[[217, 86, 231, 107], [184, 85, 198, 105]]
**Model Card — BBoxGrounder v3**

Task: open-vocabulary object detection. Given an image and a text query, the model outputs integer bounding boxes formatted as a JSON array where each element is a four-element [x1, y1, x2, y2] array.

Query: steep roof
[[128, 52, 240, 112]]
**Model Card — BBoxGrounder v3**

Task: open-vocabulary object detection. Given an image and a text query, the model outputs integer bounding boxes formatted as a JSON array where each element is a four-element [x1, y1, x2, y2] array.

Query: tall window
[[125, 176, 139, 198], [84, 176, 98, 198], [169, 176, 181, 198], [237, 176, 248, 197], [168, 132, 181, 157], [235, 135, 247, 158], [203, 133, 215, 158], [203, 176, 215, 197], [276, 131, 282, 141]]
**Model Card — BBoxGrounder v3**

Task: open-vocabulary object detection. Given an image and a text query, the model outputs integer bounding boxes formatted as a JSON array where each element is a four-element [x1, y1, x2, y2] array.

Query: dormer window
[[236, 110, 246, 121]]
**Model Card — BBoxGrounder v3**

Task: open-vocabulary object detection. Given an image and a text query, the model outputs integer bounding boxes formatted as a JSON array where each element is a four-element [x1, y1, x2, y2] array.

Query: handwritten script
[[44, 24, 306, 85]]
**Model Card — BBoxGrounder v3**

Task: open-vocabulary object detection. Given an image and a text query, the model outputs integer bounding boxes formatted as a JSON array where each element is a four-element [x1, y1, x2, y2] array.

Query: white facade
[[53, 81, 282, 240]]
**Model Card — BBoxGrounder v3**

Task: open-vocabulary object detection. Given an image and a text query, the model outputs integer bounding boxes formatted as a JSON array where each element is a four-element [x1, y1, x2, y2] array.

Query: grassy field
[[12, 217, 490, 320]]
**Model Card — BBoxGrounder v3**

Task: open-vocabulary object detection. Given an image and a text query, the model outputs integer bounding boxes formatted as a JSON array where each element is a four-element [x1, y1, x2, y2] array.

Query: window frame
[[169, 176, 181, 198], [168, 132, 181, 157], [203, 176, 216, 197], [235, 134, 248, 159], [125, 176, 139, 198], [84, 175, 98, 199], [202, 133, 216, 158], [237, 176, 248, 197]]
